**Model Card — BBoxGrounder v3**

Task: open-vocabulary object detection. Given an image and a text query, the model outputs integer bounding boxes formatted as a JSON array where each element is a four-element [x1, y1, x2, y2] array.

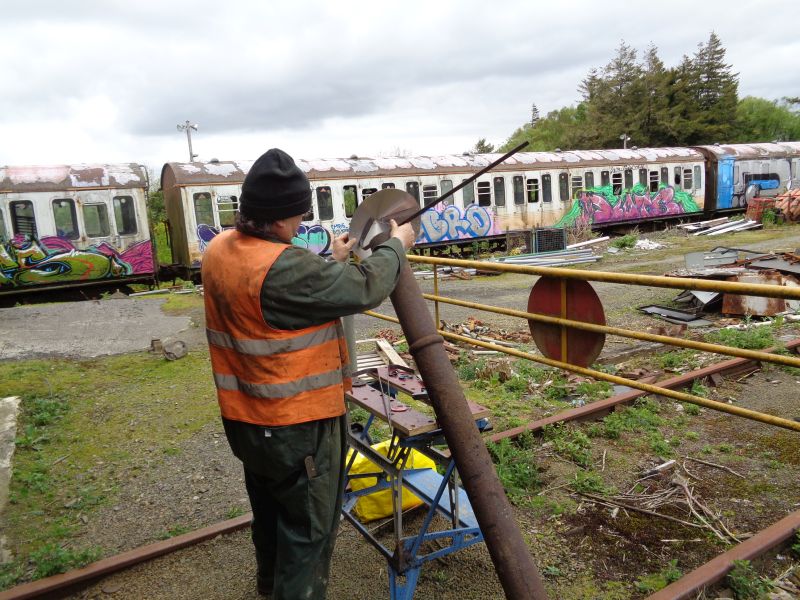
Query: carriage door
[[716, 157, 735, 209]]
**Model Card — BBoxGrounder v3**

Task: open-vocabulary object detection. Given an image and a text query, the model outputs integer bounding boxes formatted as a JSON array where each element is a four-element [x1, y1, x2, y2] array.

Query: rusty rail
[[0, 515, 252, 600], [646, 509, 800, 600]]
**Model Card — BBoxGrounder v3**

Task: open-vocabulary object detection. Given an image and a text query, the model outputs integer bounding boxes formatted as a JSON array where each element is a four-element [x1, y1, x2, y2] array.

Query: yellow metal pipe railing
[[409, 255, 800, 301], [364, 310, 800, 433], [422, 292, 800, 369]]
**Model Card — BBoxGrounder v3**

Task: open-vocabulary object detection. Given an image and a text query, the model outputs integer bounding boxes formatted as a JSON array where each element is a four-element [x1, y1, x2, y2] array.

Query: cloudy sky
[[2, 0, 798, 173]]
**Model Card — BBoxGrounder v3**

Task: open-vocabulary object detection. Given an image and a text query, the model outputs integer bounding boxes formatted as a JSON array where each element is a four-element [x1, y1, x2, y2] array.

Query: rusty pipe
[[389, 264, 549, 599]]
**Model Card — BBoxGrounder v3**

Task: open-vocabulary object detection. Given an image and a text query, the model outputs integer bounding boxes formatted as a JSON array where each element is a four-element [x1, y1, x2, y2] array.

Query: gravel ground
[[4, 225, 800, 599]]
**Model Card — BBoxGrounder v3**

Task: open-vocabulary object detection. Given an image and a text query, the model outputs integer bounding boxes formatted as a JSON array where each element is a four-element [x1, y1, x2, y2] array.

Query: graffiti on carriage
[[0, 236, 153, 288], [418, 203, 499, 244], [196, 223, 332, 255], [557, 185, 701, 228]]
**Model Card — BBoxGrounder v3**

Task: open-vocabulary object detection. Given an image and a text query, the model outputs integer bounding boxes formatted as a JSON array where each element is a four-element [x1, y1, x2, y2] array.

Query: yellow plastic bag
[[347, 440, 436, 522]]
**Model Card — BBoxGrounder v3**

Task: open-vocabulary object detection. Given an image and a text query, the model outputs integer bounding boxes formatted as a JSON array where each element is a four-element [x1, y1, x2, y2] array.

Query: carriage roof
[[0, 164, 148, 193]]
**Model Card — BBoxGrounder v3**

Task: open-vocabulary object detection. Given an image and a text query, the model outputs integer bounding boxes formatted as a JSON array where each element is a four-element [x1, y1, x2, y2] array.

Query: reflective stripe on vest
[[213, 369, 343, 398], [206, 326, 339, 356]]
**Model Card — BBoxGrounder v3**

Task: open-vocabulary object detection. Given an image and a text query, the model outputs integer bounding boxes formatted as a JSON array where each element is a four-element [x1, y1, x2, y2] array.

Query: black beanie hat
[[239, 148, 312, 221]]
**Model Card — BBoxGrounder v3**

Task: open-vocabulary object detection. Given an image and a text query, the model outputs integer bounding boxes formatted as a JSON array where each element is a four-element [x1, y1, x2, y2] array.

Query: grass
[[544, 424, 593, 467], [610, 234, 638, 249], [635, 560, 682, 593], [657, 349, 699, 371], [0, 351, 219, 588], [706, 322, 777, 350]]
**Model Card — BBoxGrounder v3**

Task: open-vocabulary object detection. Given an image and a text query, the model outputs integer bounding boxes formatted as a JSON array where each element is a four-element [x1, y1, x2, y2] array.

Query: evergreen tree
[[734, 97, 800, 142], [637, 45, 671, 146], [688, 32, 739, 143], [471, 138, 495, 153], [530, 103, 540, 126]]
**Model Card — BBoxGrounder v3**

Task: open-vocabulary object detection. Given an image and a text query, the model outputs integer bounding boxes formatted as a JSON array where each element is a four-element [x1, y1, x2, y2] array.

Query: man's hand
[[389, 219, 416, 250], [331, 232, 357, 262]]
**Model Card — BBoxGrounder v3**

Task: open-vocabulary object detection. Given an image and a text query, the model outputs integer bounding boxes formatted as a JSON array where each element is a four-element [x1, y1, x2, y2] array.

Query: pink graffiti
[[574, 187, 686, 227]]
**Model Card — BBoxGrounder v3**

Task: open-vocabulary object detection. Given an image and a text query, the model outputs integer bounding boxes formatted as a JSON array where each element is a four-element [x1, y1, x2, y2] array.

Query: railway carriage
[[0, 164, 154, 296]]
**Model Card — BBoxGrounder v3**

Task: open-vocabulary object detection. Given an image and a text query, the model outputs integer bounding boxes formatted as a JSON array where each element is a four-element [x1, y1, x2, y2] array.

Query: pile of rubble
[[640, 246, 800, 324]]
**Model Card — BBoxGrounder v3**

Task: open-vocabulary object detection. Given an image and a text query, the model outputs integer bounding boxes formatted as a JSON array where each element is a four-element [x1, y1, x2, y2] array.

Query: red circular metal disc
[[527, 277, 606, 368]]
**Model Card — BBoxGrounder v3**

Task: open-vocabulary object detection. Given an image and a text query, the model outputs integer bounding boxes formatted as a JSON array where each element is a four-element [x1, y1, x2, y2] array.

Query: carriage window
[[542, 174, 552, 203], [571, 175, 583, 198], [406, 182, 421, 207], [462, 180, 475, 204], [315, 186, 333, 221], [362, 188, 377, 203], [52, 198, 79, 240], [661, 167, 669, 184], [82, 204, 111, 238], [526, 178, 539, 203], [343, 185, 357, 218], [513, 176, 524, 205], [639, 168, 647, 186], [558, 173, 569, 202], [694, 165, 702, 188], [683, 168, 693, 191], [193, 192, 214, 226], [611, 172, 623, 195], [624, 169, 633, 190], [422, 184, 438, 207], [493, 177, 506, 207], [585, 171, 594, 189], [440, 179, 454, 206], [381, 182, 395, 189], [477, 181, 491, 207], [113, 196, 138, 234], [649, 171, 660, 192], [10, 200, 38, 238], [674, 167, 682, 185], [216, 194, 237, 228], [734, 165, 740, 183], [0, 210, 7, 241], [600, 171, 610, 187]]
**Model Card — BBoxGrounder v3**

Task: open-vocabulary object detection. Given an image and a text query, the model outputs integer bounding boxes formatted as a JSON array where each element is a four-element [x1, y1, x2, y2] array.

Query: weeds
[[487, 433, 542, 502], [28, 543, 101, 579], [570, 470, 613, 495], [226, 506, 246, 519], [707, 323, 776, 350], [157, 525, 192, 540], [635, 559, 682, 593], [610, 234, 638, 249], [544, 425, 593, 467], [595, 398, 663, 440], [726, 560, 772, 599], [690, 380, 709, 398], [658, 350, 698, 371]]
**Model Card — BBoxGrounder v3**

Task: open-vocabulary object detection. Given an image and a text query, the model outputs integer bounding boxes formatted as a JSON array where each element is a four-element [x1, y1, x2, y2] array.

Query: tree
[[734, 97, 800, 142], [501, 105, 589, 152], [687, 32, 739, 143], [471, 138, 496, 153], [530, 103, 540, 126], [637, 45, 671, 146]]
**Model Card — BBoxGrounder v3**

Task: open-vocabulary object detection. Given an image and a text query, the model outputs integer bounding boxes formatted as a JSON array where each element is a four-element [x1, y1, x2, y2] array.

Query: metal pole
[[185, 127, 194, 163], [433, 264, 440, 328], [389, 264, 549, 599]]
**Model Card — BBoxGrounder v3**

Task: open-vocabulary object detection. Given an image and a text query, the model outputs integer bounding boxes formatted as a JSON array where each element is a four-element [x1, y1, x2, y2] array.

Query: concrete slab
[[0, 395, 21, 563], [0, 298, 192, 361]]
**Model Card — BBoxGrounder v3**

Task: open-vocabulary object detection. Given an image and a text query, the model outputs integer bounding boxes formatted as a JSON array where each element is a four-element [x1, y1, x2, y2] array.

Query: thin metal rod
[[407, 255, 800, 301], [364, 310, 800, 432], [399, 142, 529, 225], [422, 292, 800, 369]]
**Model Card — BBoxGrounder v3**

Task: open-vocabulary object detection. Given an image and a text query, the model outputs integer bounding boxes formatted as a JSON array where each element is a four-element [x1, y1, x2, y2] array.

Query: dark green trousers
[[223, 415, 347, 600]]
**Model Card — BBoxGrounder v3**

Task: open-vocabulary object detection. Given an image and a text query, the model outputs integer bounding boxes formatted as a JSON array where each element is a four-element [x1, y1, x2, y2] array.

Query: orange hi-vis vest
[[202, 230, 351, 426]]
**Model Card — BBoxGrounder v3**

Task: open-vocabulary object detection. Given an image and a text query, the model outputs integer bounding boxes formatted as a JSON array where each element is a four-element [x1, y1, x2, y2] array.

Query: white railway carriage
[[161, 147, 708, 274], [0, 164, 154, 295]]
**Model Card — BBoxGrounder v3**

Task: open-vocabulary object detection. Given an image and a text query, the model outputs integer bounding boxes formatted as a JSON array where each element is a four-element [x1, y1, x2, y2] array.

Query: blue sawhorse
[[343, 365, 489, 600]]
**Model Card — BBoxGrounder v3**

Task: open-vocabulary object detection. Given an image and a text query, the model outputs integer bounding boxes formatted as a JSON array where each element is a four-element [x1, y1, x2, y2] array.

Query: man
[[202, 148, 415, 599]]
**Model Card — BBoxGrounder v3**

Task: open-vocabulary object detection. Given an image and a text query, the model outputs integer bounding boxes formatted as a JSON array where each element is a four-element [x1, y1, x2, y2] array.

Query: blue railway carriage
[[0, 164, 155, 296], [695, 142, 800, 211]]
